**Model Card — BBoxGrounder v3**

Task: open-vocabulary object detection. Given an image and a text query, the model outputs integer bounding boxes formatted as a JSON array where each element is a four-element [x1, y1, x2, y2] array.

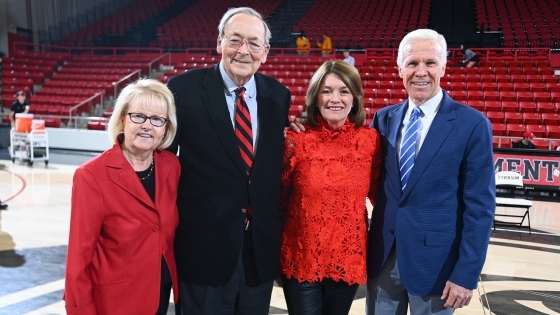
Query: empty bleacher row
[[292, 0, 429, 48], [1, 52, 161, 128], [154, 0, 282, 49], [476, 0, 560, 46], [56, 0, 175, 47]]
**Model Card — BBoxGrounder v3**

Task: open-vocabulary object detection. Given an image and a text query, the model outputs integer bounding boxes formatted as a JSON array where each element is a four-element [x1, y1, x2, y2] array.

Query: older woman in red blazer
[[64, 78, 180, 315]]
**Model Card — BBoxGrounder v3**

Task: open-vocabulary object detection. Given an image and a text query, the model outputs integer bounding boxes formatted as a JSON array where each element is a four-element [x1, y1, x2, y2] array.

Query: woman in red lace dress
[[280, 60, 383, 314]]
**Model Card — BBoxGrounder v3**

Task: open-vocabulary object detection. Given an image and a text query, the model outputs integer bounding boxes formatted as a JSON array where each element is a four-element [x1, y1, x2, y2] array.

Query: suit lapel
[[251, 74, 275, 177], [106, 143, 155, 209], [201, 65, 247, 176], [401, 93, 456, 197]]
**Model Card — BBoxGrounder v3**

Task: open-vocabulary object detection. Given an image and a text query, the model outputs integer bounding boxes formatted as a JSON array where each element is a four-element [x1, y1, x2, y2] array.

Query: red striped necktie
[[234, 86, 253, 175]]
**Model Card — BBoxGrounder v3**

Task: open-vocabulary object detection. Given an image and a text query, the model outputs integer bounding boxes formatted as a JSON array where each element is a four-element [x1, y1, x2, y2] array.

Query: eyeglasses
[[127, 113, 168, 127], [223, 36, 266, 53]]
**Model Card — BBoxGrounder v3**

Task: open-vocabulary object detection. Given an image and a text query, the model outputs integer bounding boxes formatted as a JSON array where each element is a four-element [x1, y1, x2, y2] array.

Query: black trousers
[[281, 274, 359, 315], [178, 231, 274, 315]]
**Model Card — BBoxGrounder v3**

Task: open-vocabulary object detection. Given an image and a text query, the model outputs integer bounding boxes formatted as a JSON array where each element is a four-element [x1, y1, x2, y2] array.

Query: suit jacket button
[[152, 225, 160, 232], [241, 208, 247, 214], [248, 180, 252, 185], [398, 202, 405, 208], [390, 230, 395, 235]]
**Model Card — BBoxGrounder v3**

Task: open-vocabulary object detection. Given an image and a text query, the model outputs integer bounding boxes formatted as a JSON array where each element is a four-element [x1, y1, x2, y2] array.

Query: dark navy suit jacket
[[367, 90, 495, 296]]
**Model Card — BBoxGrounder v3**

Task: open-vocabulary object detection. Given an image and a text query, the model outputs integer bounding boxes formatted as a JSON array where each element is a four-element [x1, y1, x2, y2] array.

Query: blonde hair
[[107, 78, 177, 149], [305, 60, 365, 127]]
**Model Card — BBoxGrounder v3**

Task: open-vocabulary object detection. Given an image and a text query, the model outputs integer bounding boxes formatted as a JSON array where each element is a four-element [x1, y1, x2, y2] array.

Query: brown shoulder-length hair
[[305, 60, 365, 128]]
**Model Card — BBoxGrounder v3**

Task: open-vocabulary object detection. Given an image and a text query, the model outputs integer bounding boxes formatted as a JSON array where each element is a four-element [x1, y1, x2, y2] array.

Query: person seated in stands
[[458, 45, 479, 67], [513, 131, 536, 149], [342, 50, 355, 66]]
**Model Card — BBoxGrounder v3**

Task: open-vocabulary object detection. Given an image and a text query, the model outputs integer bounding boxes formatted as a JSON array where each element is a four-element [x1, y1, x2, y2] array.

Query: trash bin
[[0, 123, 10, 148]]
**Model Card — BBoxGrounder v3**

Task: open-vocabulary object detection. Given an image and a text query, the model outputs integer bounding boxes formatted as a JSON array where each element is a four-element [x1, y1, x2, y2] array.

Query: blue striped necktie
[[400, 106, 421, 190]]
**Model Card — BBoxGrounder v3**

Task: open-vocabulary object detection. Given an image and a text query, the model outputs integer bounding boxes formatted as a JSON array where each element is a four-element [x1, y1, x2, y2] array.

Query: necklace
[[138, 156, 154, 181]]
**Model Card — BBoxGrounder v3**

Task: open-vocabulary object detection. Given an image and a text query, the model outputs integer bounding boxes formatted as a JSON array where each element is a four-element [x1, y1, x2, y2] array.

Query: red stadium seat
[[522, 113, 542, 125], [531, 139, 550, 150], [509, 75, 526, 83], [546, 83, 560, 92], [491, 123, 507, 136], [518, 102, 537, 113], [467, 100, 485, 112], [525, 75, 542, 83], [546, 125, 560, 138], [485, 101, 502, 112], [541, 113, 559, 126], [526, 124, 546, 138], [504, 112, 523, 124], [530, 83, 548, 92], [513, 83, 531, 92], [500, 91, 517, 102], [533, 92, 551, 102], [480, 74, 495, 83], [506, 123, 526, 137], [501, 101, 518, 113], [516, 91, 533, 103], [486, 111, 504, 124], [484, 91, 500, 101], [468, 90, 484, 101], [497, 82, 514, 91], [536, 102, 557, 114], [495, 74, 510, 83]]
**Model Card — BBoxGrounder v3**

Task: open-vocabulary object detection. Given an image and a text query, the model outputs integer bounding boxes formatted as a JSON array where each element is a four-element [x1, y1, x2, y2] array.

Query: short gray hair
[[217, 7, 271, 45], [107, 78, 177, 149], [397, 29, 447, 67]]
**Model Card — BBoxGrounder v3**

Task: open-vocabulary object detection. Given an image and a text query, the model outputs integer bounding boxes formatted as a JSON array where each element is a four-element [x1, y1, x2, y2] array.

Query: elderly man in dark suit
[[166, 6, 290, 315], [366, 29, 495, 314]]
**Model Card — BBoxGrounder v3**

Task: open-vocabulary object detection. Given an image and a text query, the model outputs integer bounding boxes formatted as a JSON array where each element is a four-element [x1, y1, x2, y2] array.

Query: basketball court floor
[[1, 152, 559, 315]]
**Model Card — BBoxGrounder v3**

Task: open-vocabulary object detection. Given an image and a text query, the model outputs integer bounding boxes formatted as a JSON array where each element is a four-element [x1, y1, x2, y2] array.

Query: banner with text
[[494, 152, 560, 188]]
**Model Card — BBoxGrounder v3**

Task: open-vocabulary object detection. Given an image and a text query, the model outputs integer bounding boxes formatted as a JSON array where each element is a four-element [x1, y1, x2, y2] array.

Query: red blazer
[[64, 143, 180, 315]]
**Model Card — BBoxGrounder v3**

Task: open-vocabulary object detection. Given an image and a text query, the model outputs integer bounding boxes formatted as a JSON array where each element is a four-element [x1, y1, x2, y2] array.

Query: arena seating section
[[292, 0, 429, 48], [57, 0, 175, 47], [1, 0, 559, 148], [1, 51, 158, 129], [476, 0, 560, 46], [154, 0, 282, 49]]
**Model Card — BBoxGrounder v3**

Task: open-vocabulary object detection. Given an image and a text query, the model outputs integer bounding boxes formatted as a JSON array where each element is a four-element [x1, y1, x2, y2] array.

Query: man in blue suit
[[366, 29, 495, 314]]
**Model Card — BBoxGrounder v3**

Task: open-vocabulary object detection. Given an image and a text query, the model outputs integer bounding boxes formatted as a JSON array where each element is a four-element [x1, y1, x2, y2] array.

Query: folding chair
[[494, 171, 532, 233]]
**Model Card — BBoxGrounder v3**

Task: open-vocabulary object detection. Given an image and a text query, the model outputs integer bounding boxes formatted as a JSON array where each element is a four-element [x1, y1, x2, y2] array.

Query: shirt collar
[[219, 62, 256, 99], [407, 88, 443, 118]]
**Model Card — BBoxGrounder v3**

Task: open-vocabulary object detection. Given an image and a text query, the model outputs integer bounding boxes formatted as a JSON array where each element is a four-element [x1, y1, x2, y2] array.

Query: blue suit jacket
[[367, 90, 495, 296]]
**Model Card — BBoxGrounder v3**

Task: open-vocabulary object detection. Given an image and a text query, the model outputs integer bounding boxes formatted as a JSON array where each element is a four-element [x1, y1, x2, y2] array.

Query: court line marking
[[0, 279, 64, 308], [0, 169, 27, 202]]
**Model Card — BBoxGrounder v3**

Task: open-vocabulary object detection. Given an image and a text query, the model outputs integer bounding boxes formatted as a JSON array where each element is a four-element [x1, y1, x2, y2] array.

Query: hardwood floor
[[1, 158, 559, 314]]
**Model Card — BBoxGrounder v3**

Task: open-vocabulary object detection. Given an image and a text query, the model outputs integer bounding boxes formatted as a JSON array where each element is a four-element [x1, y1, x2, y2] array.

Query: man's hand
[[441, 280, 473, 309], [289, 118, 307, 133]]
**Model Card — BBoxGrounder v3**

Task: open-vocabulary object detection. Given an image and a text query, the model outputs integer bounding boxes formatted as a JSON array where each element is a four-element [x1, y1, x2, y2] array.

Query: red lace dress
[[280, 118, 382, 285]]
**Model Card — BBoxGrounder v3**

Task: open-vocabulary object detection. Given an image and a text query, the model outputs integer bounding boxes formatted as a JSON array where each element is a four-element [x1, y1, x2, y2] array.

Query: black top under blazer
[[167, 64, 291, 286]]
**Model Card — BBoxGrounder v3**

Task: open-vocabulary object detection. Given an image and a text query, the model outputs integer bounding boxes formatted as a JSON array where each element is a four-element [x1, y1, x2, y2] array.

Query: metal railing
[[148, 52, 171, 75], [68, 93, 104, 129], [113, 69, 141, 97]]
